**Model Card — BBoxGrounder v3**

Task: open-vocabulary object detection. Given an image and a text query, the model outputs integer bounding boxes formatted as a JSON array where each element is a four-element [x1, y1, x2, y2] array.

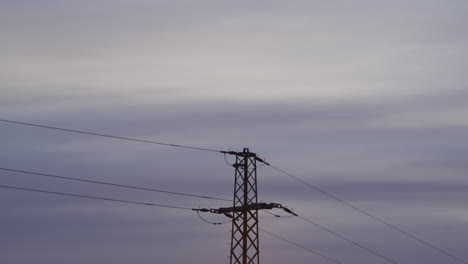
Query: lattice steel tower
[[194, 148, 294, 264], [229, 148, 260, 264]]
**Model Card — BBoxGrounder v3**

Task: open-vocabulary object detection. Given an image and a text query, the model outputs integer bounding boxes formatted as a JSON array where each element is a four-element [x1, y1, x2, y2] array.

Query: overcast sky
[[1, 1, 468, 264]]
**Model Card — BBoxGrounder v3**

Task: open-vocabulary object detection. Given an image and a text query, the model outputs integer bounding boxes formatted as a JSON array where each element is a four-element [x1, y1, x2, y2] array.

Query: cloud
[[1, 1, 468, 263]]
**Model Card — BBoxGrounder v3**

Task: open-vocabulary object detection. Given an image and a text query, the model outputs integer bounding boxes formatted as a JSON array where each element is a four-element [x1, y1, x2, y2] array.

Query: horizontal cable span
[[0, 119, 222, 153], [268, 164, 468, 264], [297, 215, 401, 264], [0, 167, 231, 202], [0, 184, 194, 210], [260, 228, 345, 264]]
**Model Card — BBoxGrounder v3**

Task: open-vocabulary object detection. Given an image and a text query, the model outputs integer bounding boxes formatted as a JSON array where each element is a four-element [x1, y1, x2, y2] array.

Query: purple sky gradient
[[1, 1, 468, 263]]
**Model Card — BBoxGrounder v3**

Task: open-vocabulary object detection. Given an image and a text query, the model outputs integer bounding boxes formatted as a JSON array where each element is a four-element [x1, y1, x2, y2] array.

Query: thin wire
[[297, 215, 401, 264], [196, 210, 217, 225], [0, 119, 222, 153], [0, 184, 194, 210], [260, 228, 345, 264], [196, 210, 230, 225], [262, 210, 280, 217], [268, 164, 468, 264], [224, 153, 234, 166], [262, 209, 293, 218], [0, 183, 397, 264], [0, 167, 231, 202]]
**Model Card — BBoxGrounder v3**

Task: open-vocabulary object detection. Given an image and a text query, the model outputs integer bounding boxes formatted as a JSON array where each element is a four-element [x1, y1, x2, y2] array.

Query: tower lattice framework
[[229, 148, 260, 264]]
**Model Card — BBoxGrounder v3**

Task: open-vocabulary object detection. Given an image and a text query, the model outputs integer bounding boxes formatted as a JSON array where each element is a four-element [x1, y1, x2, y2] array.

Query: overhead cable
[[1, 183, 347, 264], [0, 184, 194, 210], [267, 164, 468, 264], [296, 215, 401, 264], [260, 228, 345, 264], [0, 119, 222, 153], [195, 209, 230, 225], [0, 167, 231, 202]]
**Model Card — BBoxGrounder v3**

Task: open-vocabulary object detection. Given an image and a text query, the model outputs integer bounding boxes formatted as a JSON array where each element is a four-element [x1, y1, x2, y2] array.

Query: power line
[[262, 209, 293, 218], [0, 183, 349, 264], [0, 184, 193, 211], [296, 215, 401, 264], [262, 209, 281, 218], [3, 118, 464, 263], [260, 228, 345, 264], [263, 205, 401, 264], [0, 167, 231, 202], [267, 164, 468, 264], [195, 210, 231, 225], [0, 119, 222, 153]]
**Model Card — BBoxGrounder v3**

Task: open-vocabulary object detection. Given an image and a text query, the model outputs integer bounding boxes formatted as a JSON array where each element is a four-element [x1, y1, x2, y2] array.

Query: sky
[[1, 0, 468, 263]]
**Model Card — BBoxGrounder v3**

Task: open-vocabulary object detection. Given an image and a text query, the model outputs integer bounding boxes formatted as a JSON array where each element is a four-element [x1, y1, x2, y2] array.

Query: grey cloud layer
[[1, 1, 468, 264]]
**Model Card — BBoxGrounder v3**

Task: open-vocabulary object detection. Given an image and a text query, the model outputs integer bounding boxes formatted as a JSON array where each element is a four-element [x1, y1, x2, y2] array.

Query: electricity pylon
[[227, 148, 261, 264], [195, 148, 296, 264], [192, 148, 297, 264]]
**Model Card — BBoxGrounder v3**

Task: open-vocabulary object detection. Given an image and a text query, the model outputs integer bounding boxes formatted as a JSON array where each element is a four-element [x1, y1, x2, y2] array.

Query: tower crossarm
[[215, 202, 281, 214], [193, 202, 297, 218]]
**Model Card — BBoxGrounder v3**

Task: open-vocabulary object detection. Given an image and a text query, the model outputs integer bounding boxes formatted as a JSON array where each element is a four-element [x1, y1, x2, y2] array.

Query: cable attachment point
[[282, 207, 298, 216], [255, 156, 270, 166], [192, 208, 210, 212], [220, 151, 238, 155], [194, 208, 231, 225]]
